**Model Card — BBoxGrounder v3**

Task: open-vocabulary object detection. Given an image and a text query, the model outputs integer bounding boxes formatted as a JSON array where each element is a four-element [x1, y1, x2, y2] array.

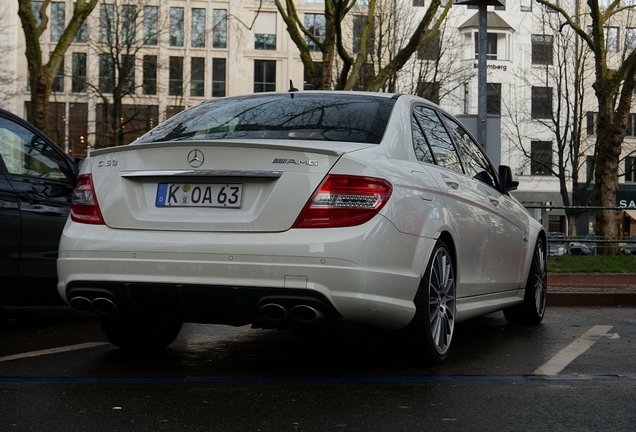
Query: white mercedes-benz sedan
[[57, 91, 546, 364]]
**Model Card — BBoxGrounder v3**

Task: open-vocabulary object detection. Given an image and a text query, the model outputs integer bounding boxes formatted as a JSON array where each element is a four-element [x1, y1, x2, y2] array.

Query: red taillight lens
[[293, 175, 392, 228], [70, 174, 105, 225]]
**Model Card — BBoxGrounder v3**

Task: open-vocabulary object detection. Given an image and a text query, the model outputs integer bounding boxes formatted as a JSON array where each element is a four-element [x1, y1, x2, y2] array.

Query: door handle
[[445, 181, 459, 190]]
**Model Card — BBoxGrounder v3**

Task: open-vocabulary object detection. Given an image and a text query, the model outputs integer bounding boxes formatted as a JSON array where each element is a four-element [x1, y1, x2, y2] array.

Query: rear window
[[136, 93, 396, 145]]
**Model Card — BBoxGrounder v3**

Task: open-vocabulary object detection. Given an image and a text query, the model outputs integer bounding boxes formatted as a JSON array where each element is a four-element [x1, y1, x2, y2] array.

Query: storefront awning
[[625, 210, 636, 220]]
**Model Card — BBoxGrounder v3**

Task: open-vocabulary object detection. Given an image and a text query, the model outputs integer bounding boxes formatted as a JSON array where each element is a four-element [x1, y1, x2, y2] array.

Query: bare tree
[[86, 0, 167, 147], [503, 10, 595, 236], [536, 0, 636, 252], [274, 0, 451, 91], [17, 0, 98, 135]]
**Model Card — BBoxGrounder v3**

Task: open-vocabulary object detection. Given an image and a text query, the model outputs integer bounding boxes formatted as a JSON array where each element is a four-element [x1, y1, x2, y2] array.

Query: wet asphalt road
[[1, 307, 635, 431]]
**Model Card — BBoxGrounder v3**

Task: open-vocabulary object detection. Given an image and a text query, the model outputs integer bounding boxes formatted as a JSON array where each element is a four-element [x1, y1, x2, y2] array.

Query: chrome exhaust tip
[[260, 303, 288, 321], [69, 296, 92, 313], [91, 297, 116, 314], [291, 305, 321, 323]]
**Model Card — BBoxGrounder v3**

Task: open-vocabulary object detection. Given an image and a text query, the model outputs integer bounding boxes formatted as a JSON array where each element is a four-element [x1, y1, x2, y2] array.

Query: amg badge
[[272, 158, 318, 166]]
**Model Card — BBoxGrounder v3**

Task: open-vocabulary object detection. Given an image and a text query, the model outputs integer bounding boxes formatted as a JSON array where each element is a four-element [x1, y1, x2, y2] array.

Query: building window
[[413, 0, 425, 5], [416, 82, 440, 104], [626, 28, 636, 51], [74, 2, 88, 43], [99, 54, 115, 93], [255, 12, 277, 50], [191, 57, 205, 97], [213, 9, 227, 49], [532, 35, 553, 65], [521, 0, 532, 11], [587, 112, 598, 135], [304, 63, 323, 90], [254, 60, 276, 93], [474, 33, 498, 60], [169, 56, 183, 96], [170, 7, 184, 47], [626, 157, 636, 182], [532, 87, 552, 119], [587, 26, 619, 51], [353, 15, 371, 54], [72, 53, 86, 93], [52, 57, 64, 92], [487, 83, 501, 115], [586, 155, 595, 183], [143, 6, 158, 45], [122, 54, 135, 95], [531, 141, 552, 175], [304, 14, 325, 52], [68, 103, 88, 158], [546, 0, 559, 12], [212, 58, 226, 97], [192, 8, 206, 48], [51, 2, 65, 42], [606, 27, 619, 51], [122, 5, 137, 44], [463, 83, 470, 114], [143, 55, 157, 95], [100, 3, 114, 44], [417, 30, 441, 61]]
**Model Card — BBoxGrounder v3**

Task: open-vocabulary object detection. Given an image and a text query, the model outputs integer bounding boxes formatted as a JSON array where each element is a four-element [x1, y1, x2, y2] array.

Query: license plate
[[155, 183, 243, 207]]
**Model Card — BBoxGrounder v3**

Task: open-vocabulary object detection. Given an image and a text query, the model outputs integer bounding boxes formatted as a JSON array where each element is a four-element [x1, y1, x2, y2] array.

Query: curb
[[548, 273, 636, 307]]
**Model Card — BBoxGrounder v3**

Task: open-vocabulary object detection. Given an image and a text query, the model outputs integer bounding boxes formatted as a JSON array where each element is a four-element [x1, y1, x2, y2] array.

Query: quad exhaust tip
[[69, 296, 116, 314], [260, 303, 323, 323], [69, 296, 92, 313]]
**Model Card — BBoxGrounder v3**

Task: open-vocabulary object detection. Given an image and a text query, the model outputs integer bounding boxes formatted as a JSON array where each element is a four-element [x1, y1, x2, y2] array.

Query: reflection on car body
[[57, 91, 546, 364], [0, 108, 79, 306]]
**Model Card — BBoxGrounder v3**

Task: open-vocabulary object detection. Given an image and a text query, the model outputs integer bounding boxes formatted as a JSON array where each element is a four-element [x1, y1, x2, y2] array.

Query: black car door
[[0, 165, 20, 281], [0, 112, 76, 288]]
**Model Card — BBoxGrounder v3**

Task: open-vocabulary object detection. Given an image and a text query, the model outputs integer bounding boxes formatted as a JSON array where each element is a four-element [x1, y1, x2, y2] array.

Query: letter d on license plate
[[156, 183, 243, 207]]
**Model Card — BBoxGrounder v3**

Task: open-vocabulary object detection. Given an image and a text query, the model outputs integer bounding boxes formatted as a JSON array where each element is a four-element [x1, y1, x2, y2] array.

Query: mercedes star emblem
[[187, 149, 204, 168]]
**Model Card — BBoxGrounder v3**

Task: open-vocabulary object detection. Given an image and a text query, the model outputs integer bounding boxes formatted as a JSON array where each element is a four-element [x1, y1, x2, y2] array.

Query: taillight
[[70, 174, 105, 225], [293, 175, 392, 228]]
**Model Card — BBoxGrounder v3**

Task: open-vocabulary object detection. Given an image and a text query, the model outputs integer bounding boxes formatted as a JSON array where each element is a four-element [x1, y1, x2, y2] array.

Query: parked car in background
[[620, 236, 636, 255], [57, 91, 546, 364], [569, 233, 596, 256], [547, 232, 568, 256], [0, 108, 79, 306]]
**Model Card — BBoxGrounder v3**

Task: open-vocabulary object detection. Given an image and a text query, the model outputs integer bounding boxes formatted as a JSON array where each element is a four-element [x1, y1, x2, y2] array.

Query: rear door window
[[413, 106, 463, 174]]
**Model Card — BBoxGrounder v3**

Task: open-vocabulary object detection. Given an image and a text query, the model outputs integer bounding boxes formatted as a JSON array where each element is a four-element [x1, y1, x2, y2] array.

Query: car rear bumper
[[57, 216, 434, 330]]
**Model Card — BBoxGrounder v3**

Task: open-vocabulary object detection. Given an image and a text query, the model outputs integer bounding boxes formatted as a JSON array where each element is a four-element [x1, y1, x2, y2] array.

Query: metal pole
[[477, 3, 487, 149]]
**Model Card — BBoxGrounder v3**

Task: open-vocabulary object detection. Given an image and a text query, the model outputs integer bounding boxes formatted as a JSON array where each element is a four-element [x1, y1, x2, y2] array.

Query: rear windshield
[[136, 93, 396, 145]]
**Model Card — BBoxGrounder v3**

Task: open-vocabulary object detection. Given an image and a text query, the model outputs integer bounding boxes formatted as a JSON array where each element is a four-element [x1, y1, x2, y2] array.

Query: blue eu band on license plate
[[156, 183, 243, 207]]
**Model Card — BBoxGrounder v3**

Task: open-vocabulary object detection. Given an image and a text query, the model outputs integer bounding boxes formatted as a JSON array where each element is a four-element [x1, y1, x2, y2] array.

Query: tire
[[407, 239, 456, 365], [504, 237, 547, 325], [100, 316, 183, 350]]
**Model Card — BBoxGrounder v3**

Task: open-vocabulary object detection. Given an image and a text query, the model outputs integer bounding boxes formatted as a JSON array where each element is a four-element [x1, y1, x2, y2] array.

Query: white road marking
[[0, 342, 109, 363], [532, 325, 614, 376]]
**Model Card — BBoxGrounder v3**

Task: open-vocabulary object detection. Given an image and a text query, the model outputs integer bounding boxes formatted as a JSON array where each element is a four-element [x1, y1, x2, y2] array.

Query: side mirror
[[498, 165, 519, 192]]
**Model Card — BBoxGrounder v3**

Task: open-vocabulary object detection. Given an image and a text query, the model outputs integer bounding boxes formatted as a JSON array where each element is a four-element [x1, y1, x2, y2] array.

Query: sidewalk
[[548, 273, 636, 307]]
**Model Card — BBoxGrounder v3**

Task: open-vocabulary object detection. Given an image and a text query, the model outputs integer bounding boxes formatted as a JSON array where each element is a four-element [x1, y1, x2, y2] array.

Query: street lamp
[[453, 0, 505, 150]]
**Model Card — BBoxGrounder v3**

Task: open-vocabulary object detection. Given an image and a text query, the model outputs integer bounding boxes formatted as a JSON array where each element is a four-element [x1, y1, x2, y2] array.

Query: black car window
[[413, 106, 463, 174], [0, 117, 71, 180], [441, 114, 498, 189], [137, 93, 396, 145]]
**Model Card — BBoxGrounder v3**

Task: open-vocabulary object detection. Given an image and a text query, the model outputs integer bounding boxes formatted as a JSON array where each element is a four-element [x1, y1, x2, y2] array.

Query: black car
[[621, 236, 636, 255], [0, 108, 79, 306], [547, 232, 568, 256]]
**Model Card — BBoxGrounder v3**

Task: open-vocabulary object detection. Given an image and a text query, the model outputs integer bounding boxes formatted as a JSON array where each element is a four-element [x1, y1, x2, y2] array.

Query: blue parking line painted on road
[[1, 375, 635, 385]]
